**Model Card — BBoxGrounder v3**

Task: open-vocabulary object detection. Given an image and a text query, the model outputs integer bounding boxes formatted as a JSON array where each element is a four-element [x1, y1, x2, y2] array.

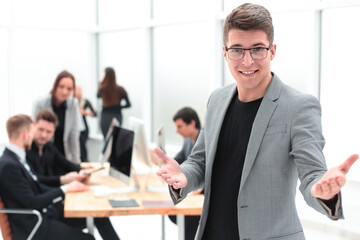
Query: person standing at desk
[[75, 85, 97, 162], [0, 114, 94, 240], [33, 70, 82, 164], [156, 3, 359, 240], [97, 67, 131, 138], [169, 107, 203, 240], [26, 109, 121, 240]]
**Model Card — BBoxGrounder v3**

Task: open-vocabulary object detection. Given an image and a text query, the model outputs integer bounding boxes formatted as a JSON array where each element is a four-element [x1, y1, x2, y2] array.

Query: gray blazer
[[173, 73, 342, 240], [33, 95, 81, 164]]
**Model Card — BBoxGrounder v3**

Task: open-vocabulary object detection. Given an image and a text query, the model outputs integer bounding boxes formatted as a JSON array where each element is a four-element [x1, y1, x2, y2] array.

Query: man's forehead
[[227, 29, 269, 47], [36, 119, 55, 128]]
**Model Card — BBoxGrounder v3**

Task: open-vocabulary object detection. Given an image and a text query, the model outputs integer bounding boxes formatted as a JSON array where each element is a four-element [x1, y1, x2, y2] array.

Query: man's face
[[33, 119, 56, 147], [174, 119, 195, 138], [223, 29, 276, 96]]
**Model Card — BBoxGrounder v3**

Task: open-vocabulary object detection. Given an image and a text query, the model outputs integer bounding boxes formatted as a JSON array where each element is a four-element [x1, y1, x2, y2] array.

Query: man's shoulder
[[271, 74, 319, 104], [208, 83, 236, 103], [0, 150, 19, 171]]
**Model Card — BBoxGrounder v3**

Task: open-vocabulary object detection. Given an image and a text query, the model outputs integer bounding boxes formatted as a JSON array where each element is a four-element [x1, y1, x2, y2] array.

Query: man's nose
[[241, 50, 255, 66]]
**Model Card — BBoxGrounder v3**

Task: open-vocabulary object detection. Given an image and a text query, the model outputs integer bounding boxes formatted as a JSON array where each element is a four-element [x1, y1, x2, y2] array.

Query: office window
[[0, 29, 9, 143], [153, 0, 211, 21], [11, 0, 96, 28], [99, 29, 150, 132], [321, 6, 360, 176], [153, 22, 211, 146], [98, 0, 149, 27], [10, 29, 96, 116]]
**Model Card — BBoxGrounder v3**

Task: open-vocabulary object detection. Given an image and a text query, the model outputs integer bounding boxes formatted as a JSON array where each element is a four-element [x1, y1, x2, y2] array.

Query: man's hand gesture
[[155, 148, 188, 189], [311, 154, 359, 200]]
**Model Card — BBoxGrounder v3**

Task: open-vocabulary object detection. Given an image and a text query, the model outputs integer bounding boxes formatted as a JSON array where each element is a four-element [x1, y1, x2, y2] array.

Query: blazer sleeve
[[53, 145, 81, 173], [37, 175, 61, 187], [0, 162, 64, 211], [290, 94, 343, 220], [65, 99, 81, 164]]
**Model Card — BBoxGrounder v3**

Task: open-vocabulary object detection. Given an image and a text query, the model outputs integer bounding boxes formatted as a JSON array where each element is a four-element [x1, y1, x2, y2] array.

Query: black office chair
[[0, 197, 42, 240]]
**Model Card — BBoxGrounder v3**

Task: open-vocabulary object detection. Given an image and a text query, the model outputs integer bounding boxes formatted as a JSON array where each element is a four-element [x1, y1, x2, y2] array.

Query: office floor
[[89, 215, 358, 240], [0, 212, 357, 239]]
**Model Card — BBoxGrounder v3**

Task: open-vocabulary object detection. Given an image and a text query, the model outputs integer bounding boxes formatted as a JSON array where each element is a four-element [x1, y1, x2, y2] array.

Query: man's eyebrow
[[228, 42, 268, 48]]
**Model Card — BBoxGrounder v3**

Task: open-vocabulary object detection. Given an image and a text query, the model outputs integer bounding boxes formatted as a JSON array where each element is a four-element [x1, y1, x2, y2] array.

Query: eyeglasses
[[225, 46, 271, 60]]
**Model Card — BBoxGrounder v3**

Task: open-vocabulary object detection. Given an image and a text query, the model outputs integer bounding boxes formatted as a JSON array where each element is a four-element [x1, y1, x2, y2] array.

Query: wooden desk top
[[64, 164, 204, 218]]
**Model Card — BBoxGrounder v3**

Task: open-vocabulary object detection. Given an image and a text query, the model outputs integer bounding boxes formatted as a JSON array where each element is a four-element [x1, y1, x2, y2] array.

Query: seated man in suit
[[26, 109, 89, 187], [0, 114, 94, 240], [26, 109, 120, 240]]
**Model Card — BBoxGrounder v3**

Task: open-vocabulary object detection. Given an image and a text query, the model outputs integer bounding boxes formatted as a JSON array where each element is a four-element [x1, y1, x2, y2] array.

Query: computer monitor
[[128, 117, 153, 168], [108, 126, 134, 185], [128, 117, 168, 192], [98, 118, 139, 193], [156, 125, 166, 154]]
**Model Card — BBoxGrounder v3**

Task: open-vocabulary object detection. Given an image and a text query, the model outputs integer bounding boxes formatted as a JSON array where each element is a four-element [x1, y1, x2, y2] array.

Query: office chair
[[0, 197, 42, 240]]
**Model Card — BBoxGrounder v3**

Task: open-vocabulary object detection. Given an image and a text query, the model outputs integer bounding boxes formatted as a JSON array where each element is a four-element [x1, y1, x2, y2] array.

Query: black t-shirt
[[52, 100, 66, 156], [202, 93, 262, 240]]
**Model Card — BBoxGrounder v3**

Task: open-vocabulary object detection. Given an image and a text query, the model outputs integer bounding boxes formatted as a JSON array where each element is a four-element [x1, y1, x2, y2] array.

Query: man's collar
[[6, 143, 25, 160]]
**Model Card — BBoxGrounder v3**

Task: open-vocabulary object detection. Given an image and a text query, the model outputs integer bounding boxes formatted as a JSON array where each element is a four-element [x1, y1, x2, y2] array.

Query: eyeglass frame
[[224, 45, 272, 60]]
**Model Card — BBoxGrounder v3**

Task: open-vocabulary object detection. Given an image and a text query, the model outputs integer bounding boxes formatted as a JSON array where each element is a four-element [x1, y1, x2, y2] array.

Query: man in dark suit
[[26, 109, 89, 187], [26, 109, 120, 240], [0, 114, 94, 240]]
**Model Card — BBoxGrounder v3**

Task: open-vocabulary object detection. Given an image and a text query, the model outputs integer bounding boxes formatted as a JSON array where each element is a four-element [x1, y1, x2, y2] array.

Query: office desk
[[64, 164, 203, 240]]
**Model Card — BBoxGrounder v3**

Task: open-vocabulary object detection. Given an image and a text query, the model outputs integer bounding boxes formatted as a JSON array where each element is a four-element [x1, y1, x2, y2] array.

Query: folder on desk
[[142, 200, 174, 207], [108, 199, 139, 208]]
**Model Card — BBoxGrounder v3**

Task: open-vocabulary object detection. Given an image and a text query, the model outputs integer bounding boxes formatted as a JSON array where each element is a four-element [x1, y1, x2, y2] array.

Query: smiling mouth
[[240, 70, 258, 74]]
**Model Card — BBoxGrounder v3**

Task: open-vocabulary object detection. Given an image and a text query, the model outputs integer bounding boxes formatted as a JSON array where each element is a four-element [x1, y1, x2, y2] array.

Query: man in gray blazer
[[155, 3, 359, 240]]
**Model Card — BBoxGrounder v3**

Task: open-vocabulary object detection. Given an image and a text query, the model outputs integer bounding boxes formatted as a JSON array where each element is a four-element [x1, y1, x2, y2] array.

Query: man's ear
[[270, 44, 277, 61]]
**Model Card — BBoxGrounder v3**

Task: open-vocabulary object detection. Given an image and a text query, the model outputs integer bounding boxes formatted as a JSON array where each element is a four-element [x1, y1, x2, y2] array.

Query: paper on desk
[[91, 185, 114, 197], [142, 200, 174, 207]]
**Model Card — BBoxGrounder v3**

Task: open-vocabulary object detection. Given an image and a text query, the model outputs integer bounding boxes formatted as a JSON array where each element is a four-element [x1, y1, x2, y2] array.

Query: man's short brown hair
[[6, 114, 33, 140], [35, 109, 59, 127], [223, 3, 274, 46]]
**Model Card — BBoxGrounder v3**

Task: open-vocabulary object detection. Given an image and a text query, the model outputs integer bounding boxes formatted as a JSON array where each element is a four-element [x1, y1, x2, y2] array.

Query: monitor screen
[[101, 123, 135, 185], [109, 126, 134, 184], [128, 117, 152, 168], [156, 125, 166, 154]]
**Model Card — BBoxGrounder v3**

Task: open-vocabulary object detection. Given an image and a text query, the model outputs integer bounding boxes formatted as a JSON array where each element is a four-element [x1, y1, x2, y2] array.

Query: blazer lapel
[[239, 74, 282, 192]]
